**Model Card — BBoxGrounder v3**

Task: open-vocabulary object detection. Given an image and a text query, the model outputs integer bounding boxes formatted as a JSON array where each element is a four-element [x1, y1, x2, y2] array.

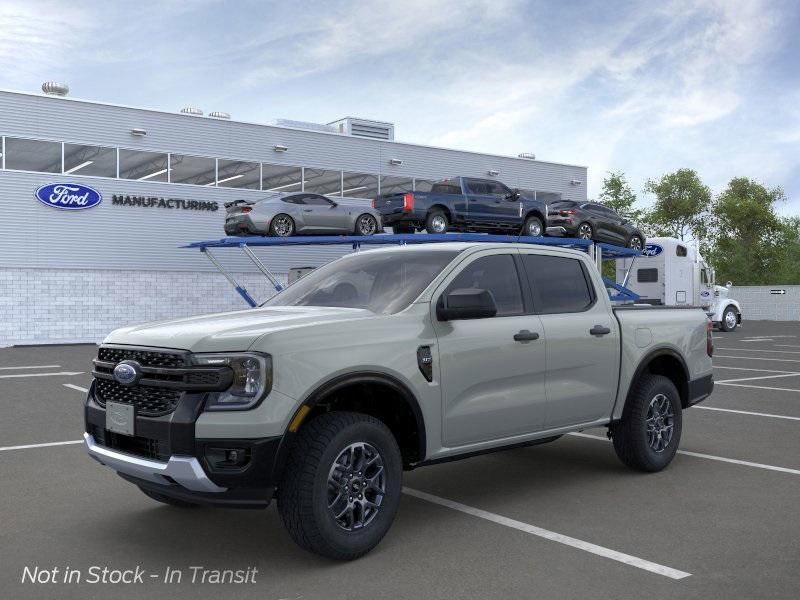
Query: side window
[[486, 181, 511, 197], [522, 254, 595, 314], [466, 179, 490, 195], [676, 245, 688, 257], [282, 195, 305, 205], [444, 254, 524, 316], [637, 268, 659, 283], [304, 195, 334, 206]]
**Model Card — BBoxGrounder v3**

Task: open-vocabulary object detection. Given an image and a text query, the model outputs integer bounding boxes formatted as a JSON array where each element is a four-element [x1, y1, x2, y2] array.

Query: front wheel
[[521, 215, 543, 237], [354, 213, 379, 236], [720, 307, 738, 332], [277, 412, 402, 560], [627, 235, 644, 251], [610, 374, 682, 472]]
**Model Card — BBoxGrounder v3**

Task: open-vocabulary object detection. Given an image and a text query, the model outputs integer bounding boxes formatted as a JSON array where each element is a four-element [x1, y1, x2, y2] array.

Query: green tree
[[642, 169, 711, 241], [707, 177, 785, 285], [598, 171, 641, 221]]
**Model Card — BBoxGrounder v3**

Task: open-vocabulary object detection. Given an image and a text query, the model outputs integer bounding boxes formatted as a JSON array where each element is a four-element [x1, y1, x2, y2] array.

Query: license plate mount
[[106, 402, 135, 437]]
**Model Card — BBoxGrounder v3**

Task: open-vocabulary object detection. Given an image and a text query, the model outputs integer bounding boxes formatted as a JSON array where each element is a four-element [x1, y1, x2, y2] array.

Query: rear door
[[463, 179, 495, 227], [432, 251, 548, 446], [519, 251, 619, 427]]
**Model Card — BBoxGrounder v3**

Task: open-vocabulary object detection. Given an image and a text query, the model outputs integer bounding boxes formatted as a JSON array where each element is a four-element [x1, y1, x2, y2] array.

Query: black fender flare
[[619, 347, 690, 416], [271, 372, 427, 481]]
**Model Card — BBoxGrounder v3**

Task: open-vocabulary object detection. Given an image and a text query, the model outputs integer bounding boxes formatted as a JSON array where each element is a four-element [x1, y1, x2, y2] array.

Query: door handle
[[303, 209, 313, 212], [513, 330, 540, 342], [590, 325, 611, 336]]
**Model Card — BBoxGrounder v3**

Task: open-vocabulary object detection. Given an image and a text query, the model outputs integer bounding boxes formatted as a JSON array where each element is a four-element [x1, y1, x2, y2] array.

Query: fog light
[[206, 447, 250, 469]]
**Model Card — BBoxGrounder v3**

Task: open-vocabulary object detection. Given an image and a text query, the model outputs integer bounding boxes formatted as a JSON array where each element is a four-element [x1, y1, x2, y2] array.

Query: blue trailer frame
[[182, 233, 641, 307]]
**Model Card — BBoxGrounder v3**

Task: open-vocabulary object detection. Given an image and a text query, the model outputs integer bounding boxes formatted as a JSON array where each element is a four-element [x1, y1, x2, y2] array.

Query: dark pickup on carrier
[[372, 176, 550, 236]]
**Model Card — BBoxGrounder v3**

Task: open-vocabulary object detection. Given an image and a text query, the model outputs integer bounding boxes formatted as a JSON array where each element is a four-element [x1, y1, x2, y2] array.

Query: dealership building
[[0, 84, 588, 345]]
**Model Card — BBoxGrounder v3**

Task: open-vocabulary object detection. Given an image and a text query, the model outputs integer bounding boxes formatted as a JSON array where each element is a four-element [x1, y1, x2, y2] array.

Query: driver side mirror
[[437, 288, 497, 321], [726, 281, 732, 288], [329, 200, 338, 208], [505, 188, 521, 201]]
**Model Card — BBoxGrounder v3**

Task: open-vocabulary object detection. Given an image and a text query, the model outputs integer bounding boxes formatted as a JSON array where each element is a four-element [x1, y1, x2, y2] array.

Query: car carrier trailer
[[182, 233, 643, 306]]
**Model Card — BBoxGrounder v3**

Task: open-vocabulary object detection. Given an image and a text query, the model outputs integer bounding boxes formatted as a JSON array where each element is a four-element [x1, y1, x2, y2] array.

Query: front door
[[519, 251, 619, 427], [433, 251, 548, 447], [301, 195, 350, 231]]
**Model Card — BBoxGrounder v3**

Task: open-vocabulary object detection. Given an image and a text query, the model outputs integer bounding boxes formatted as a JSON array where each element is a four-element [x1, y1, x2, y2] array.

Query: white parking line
[[695, 406, 800, 421], [716, 382, 800, 393], [0, 364, 61, 371], [714, 365, 800, 374], [716, 373, 800, 384], [0, 371, 84, 379], [63, 384, 89, 393], [403, 487, 691, 580], [570, 432, 800, 475], [714, 355, 800, 363], [0, 440, 83, 452], [775, 345, 800, 349]]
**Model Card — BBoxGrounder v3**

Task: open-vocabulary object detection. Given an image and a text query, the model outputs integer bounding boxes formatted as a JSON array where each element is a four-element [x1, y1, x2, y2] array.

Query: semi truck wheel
[[720, 307, 738, 332], [138, 486, 199, 508], [277, 412, 402, 560], [610, 374, 682, 472]]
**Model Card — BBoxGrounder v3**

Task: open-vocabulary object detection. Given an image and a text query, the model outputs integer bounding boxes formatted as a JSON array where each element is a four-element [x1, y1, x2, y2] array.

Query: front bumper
[[84, 432, 225, 493]]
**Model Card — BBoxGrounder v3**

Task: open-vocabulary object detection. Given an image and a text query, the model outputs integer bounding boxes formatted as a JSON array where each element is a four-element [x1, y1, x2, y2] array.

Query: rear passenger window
[[522, 254, 594, 314], [431, 181, 462, 194], [445, 254, 523, 316], [637, 268, 659, 283]]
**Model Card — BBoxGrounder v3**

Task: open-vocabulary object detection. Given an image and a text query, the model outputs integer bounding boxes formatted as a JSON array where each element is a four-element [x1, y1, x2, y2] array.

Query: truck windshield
[[263, 249, 460, 314]]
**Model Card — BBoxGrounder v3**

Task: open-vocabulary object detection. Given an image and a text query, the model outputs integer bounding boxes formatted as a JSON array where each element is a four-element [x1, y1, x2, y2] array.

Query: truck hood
[[103, 306, 375, 352]]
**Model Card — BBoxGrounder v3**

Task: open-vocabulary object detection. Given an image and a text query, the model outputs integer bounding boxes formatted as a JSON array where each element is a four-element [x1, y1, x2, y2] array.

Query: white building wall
[[1, 268, 285, 346], [729, 286, 800, 322]]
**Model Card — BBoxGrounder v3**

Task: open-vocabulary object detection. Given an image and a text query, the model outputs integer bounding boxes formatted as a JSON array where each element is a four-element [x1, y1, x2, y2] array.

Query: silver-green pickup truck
[[84, 241, 713, 559]]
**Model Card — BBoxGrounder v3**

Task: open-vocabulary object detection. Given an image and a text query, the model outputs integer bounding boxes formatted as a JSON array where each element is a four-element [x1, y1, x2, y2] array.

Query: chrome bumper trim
[[84, 433, 227, 493], [545, 226, 567, 236]]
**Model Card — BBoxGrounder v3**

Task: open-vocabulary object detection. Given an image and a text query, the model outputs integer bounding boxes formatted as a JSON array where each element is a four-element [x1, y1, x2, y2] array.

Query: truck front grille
[[88, 424, 169, 461], [98, 347, 187, 368], [95, 379, 181, 417]]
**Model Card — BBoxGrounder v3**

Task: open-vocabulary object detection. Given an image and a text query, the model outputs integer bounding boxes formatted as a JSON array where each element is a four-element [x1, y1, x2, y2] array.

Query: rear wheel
[[577, 222, 593, 240], [138, 487, 198, 508], [720, 306, 738, 332], [270, 214, 295, 237], [521, 215, 544, 237], [610, 374, 682, 472], [277, 412, 402, 560], [425, 209, 449, 234], [354, 214, 378, 236]]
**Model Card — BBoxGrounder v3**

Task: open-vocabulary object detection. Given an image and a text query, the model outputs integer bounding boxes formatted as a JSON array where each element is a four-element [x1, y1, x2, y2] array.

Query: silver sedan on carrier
[[224, 192, 383, 237]]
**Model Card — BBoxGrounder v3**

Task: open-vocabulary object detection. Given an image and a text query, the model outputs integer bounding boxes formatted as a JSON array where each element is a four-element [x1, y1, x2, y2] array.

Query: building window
[[262, 164, 302, 192], [63, 143, 117, 177], [4, 137, 61, 173], [304, 168, 342, 196], [341, 172, 379, 198], [119, 149, 169, 182], [170, 154, 216, 186], [413, 178, 436, 192], [379, 175, 413, 195], [217, 159, 260, 189]]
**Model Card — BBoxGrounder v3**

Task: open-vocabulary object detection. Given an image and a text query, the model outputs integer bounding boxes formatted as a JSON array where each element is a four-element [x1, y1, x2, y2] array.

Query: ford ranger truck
[[84, 242, 713, 560], [372, 177, 549, 236]]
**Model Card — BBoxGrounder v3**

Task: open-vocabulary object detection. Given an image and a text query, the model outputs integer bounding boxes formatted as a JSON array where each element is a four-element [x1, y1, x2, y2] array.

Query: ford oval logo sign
[[35, 183, 102, 210], [113, 361, 140, 386], [641, 244, 663, 257]]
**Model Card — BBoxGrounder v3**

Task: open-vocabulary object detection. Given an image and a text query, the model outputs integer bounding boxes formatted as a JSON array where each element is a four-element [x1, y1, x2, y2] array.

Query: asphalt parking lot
[[1, 321, 799, 600]]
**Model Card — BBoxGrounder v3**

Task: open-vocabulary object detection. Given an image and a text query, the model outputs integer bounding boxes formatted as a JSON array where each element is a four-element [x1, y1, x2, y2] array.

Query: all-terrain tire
[[277, 412, 403, 560], [610, 374, 682, 472]]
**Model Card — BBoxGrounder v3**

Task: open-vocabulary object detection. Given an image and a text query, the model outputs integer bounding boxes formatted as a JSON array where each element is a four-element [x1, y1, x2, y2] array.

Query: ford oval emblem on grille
[[113, 361, 140, 386]]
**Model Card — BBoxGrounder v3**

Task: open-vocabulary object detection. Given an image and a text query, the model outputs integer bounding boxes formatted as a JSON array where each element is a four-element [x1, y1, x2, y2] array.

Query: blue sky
[[2, 0, 799, 212]]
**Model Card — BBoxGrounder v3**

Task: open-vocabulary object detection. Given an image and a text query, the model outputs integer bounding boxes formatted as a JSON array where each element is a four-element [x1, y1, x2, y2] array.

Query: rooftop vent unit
[[328, 117, 395, 141], [208, 111, 231, 119], [42, 82, 69, 96], [269, 119, 337, 134], [518, 152, 536, 160], [180, 106, 203, 116]]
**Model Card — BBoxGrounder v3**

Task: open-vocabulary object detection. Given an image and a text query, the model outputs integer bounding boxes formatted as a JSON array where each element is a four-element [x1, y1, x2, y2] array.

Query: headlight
[[192, 352, 272, 411]]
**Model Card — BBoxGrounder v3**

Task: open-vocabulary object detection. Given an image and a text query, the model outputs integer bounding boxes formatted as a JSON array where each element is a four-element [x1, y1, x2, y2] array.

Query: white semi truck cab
[[616, 236, 743, 332]]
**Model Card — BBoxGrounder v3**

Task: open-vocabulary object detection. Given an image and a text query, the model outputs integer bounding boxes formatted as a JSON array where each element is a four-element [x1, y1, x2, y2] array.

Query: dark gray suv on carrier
[[547, 200, 645, 249]]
